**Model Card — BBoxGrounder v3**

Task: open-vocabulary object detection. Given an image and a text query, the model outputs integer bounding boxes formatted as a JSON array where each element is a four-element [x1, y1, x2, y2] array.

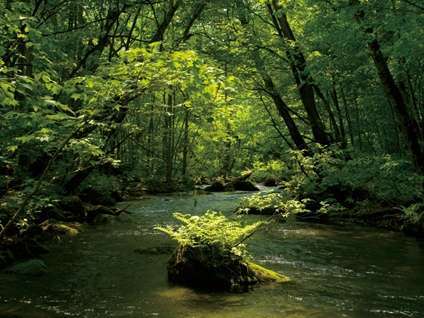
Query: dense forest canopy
[[0, 0, 424, 254]]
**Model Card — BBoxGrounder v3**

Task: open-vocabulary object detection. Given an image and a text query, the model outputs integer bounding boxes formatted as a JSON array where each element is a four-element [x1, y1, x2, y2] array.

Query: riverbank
[[2, 180, 422, 274], [296, 203, 424, 237], [1, 191, 423, 318], [0, 191, 130, 270], [235, 188, 424, 237]]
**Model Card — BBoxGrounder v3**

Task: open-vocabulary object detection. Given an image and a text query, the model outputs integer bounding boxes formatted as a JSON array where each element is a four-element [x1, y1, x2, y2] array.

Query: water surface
[[1, 190, 423, 317]]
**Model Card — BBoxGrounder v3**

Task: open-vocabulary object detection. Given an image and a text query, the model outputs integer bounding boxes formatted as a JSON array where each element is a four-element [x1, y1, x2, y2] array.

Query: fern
[[155, 211, 265, 256]]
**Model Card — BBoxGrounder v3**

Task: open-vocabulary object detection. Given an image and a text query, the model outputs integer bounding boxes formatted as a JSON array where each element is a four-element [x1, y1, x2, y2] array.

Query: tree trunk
[[351, 0, 424, 170], [261, 73, 309, 151], [340, 86, 355, 147], [267, 2, 330, 145], [181, 108, 190, 180], [367, 39, 423, 169], [331, 82, 347, 147]]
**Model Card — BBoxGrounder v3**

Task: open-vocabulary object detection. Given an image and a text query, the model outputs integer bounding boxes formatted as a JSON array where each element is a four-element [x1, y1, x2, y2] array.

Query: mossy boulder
[[231, 180, 259, 191], [205, 180, 259, 192], [134, 245, 175, 255], [167, 244, 288, 292], [204, 181, 227, 192], [41, 221, 80, 237], [263, 178, 278, 187]]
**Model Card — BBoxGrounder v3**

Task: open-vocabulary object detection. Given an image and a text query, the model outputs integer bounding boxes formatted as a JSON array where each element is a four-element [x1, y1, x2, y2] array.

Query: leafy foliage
[[155, 211, 265, 256], [282, 147, 423, 204], [251, 160, 287, 182], [402, 203, 424, 226], [1, 0, 424, 247], [238, 192, 307, 216]]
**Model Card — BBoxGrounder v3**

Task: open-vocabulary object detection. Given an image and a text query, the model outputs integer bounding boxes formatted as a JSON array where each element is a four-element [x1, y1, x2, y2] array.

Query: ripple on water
[[1, 192, 424, 318]]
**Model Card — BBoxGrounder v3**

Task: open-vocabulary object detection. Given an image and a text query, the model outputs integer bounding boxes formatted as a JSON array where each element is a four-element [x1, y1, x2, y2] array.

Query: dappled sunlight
[[1, 0, 423, 317]]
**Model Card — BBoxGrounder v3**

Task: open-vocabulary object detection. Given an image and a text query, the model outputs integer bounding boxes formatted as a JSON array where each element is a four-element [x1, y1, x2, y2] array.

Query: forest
[[0, 0, 424, 317]]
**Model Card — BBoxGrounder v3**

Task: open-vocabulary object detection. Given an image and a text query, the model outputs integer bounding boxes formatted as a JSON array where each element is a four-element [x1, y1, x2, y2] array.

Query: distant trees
[[0, 0, 423, 199]]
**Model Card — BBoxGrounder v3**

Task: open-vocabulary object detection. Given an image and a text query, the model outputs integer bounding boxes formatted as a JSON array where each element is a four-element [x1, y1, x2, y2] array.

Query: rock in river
[[167, 244, 289, 292]]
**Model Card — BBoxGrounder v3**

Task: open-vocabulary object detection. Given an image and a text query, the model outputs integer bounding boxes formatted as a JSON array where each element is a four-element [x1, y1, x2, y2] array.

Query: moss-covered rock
[[231, 180, 259, 191], [167, 244, 288, 292], [263, 178, 278, 187], [247, 261, 290, 283], [41, 221, 80, 237], [204, 181, 227, 192]]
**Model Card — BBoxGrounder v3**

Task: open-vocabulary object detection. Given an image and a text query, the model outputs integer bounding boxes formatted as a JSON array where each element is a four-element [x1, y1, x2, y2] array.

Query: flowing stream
[[1, 189, 424, 318]]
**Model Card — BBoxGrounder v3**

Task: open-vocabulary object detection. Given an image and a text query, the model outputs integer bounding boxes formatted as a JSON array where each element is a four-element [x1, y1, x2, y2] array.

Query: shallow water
[[1, 190, 424, 318]]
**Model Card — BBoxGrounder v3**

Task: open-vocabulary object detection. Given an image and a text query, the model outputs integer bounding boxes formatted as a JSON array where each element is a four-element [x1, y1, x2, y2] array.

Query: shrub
[[79, 172, 122, 198], [155, 211, 265, 257], [402, 203, 424, 225], [281, 146, 423, 205], [237, 193, 307, 216], [251, 160, 286, 182]]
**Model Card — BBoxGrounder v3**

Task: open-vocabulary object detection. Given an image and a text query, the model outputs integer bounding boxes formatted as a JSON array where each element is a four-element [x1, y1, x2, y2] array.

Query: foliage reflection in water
[[1, 191, 423, 318]]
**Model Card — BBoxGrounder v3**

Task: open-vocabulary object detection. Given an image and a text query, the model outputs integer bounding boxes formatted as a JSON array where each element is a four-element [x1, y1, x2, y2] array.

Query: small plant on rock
[[237, 193, 307, 216], [155, 210, 264, 257], [155, 210, 288, 292]]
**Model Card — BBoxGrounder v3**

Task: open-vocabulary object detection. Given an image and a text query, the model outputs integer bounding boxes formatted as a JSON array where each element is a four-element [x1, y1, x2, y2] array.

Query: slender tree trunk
[[261, 73, 309, 151], [351, 0, 424, 170], [314, 85, 340, 143], [267, 2, 330, 145], [147, 98, 155, 172], [331, 82, 347, 147], [340, 86, 355, 147], [163, 92, 174, 184], [353, 97, 363, 150], [70, 5, 123, 77], [368, 39, 423, 170], [151, 0, 183, 42], [181, 108, 190, 180]]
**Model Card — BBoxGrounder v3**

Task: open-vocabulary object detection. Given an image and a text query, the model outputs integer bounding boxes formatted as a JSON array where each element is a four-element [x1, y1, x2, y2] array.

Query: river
[[1, 189, 423, 317]]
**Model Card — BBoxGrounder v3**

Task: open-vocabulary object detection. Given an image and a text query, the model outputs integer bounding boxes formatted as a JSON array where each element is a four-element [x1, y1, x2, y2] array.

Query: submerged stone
[[296, 211, 330, 224], [205, 180, 259, 192], [204, 181, 226, 192], [6, 259, 47, 276], [134, 245, 175, 255]]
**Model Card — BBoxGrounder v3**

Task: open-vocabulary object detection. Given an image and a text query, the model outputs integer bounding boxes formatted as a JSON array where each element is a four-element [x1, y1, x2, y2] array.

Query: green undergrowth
[[237, 192, 307, 216], [283, 148, 423, 204], [155, 210, 289, 290], [156, 211, 265, 257], [235, 148, 424, 233]]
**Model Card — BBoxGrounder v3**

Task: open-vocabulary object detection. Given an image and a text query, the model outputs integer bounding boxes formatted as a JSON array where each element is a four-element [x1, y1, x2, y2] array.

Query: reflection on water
[[1, 190, 423, 318]]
